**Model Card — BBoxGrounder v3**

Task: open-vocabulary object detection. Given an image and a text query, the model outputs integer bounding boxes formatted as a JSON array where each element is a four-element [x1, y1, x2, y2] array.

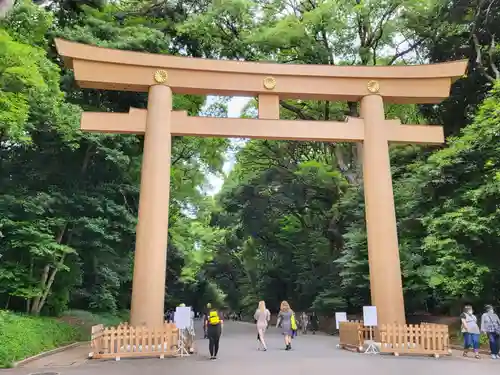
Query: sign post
[[363, 306, 379, 354], [335, 312, 348, 330], [174, 306, 192, 357]]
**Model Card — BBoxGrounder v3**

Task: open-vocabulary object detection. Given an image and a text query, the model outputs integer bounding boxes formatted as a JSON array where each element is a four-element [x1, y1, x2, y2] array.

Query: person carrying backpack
[[205, 303, 223, 360]]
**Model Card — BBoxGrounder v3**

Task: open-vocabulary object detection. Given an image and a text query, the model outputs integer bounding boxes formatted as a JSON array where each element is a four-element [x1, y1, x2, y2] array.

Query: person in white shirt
[[461, 304, 481, 359], [254, 301, 271, 351]]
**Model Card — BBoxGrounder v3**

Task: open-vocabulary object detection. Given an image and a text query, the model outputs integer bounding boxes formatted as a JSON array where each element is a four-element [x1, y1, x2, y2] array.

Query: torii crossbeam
[[55, 38, 466, 328], [81, 108, 444, 144]]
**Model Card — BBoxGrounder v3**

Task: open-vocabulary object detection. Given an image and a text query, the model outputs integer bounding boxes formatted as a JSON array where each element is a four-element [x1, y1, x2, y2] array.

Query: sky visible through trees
[[204, 96, 250, 196]]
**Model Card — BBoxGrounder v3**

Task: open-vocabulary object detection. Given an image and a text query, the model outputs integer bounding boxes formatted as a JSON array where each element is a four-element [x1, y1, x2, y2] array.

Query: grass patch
[[0, 309, 84, 368], [0, 309, 127, 368]]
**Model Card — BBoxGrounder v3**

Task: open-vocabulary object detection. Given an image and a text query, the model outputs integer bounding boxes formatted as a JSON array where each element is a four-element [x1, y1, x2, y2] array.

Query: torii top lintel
[[55, 38, 466, 104]]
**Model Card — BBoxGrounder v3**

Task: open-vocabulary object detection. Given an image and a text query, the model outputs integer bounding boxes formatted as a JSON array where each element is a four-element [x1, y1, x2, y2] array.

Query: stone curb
[[12, 342, 88, 368]]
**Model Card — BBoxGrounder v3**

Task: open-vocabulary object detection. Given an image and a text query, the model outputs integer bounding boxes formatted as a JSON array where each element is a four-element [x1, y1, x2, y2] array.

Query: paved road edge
[[12, 342, 88, 368]]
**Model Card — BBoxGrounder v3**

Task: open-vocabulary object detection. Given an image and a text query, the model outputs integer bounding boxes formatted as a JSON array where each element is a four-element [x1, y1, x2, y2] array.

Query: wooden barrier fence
[[90, 322, 180, 360], [379, 323, 450, 357], [339, 321, 371, 352], [339, 322, 450, 357]]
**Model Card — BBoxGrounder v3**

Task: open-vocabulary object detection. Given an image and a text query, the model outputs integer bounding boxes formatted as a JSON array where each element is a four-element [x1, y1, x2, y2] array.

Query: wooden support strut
[[80, 108, 444, 144]]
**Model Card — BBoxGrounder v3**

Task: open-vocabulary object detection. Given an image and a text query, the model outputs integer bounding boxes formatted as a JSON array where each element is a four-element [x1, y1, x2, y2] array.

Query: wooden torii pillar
[[55, 38, 466, 328]]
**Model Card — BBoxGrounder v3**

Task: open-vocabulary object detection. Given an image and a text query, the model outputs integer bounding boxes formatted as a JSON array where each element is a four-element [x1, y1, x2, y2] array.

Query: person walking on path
[[203, 303, 211, 339], [205, 304, 223, 360], [481, 304, 500, 359], [461, 304, 481, 359], [276, 300, 295, 351], [254, 300, 271, 351], [310, 311, 319, 334], [300, 312, 309, 334]]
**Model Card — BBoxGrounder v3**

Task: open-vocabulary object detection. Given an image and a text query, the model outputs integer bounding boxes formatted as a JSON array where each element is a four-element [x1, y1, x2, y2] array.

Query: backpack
[[208, 310, 221, 325], [291, 313, 297, 331]]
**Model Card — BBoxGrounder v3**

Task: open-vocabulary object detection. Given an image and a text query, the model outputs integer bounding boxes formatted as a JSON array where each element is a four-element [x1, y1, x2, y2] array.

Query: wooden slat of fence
[[118, 326, 122, 354], [152, 327, 158, 353], [106, 328, 112, 354], [134, 326, 139, 353]]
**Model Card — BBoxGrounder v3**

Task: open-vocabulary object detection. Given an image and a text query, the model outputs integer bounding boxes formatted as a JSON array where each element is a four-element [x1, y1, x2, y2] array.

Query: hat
[[179, 303, 186, 307]]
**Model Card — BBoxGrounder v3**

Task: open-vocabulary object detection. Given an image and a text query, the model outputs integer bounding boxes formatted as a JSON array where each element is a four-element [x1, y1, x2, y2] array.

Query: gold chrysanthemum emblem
[[367, 80, 380, 93], [263, 77, 276, 90], [154, 70, 168, 83]]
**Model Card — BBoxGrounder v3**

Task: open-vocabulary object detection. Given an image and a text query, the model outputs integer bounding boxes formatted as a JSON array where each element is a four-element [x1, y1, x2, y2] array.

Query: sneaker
[[491, 354, 497, 359]]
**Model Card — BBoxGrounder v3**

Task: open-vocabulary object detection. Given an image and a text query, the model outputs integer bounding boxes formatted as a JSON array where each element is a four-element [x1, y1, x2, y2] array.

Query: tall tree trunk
[[30, 264, 51, 315], [35, 254, 67, 315], [27, 258, 34, 313]]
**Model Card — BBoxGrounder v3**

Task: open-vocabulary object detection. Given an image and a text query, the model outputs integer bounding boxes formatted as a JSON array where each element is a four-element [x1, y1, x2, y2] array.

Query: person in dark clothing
[[164, 310, 173, 323], [205, 304, 223, 360], [203, 303, 211, 339], [310, 311, 319, 334]]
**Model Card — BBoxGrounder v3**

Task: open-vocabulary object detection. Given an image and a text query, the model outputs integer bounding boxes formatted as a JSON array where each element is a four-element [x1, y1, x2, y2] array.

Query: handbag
[[487, 315, 500, 335]]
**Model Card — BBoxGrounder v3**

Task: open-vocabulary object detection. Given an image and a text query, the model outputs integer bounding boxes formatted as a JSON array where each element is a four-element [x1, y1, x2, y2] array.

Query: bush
[[0, 310, 83, 368]]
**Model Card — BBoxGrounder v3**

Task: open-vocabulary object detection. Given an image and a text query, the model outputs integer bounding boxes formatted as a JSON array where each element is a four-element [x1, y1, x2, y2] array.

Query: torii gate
[[55, 39, 466, 328]]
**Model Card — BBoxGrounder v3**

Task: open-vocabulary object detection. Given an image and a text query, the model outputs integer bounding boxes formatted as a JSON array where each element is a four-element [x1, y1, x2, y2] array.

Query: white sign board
[[174, 306, 192, 329], [335, 312, 348, 329], [363, 306, 378, 327]]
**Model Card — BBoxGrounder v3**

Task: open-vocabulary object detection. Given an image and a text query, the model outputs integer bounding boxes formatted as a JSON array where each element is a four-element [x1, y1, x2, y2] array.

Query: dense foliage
[[0, 0, 227, 316], [0, 0, 498, 325]]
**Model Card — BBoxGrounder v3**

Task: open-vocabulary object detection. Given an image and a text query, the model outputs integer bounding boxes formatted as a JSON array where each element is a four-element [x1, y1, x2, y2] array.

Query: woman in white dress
[[254, 300, 271, 351]]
